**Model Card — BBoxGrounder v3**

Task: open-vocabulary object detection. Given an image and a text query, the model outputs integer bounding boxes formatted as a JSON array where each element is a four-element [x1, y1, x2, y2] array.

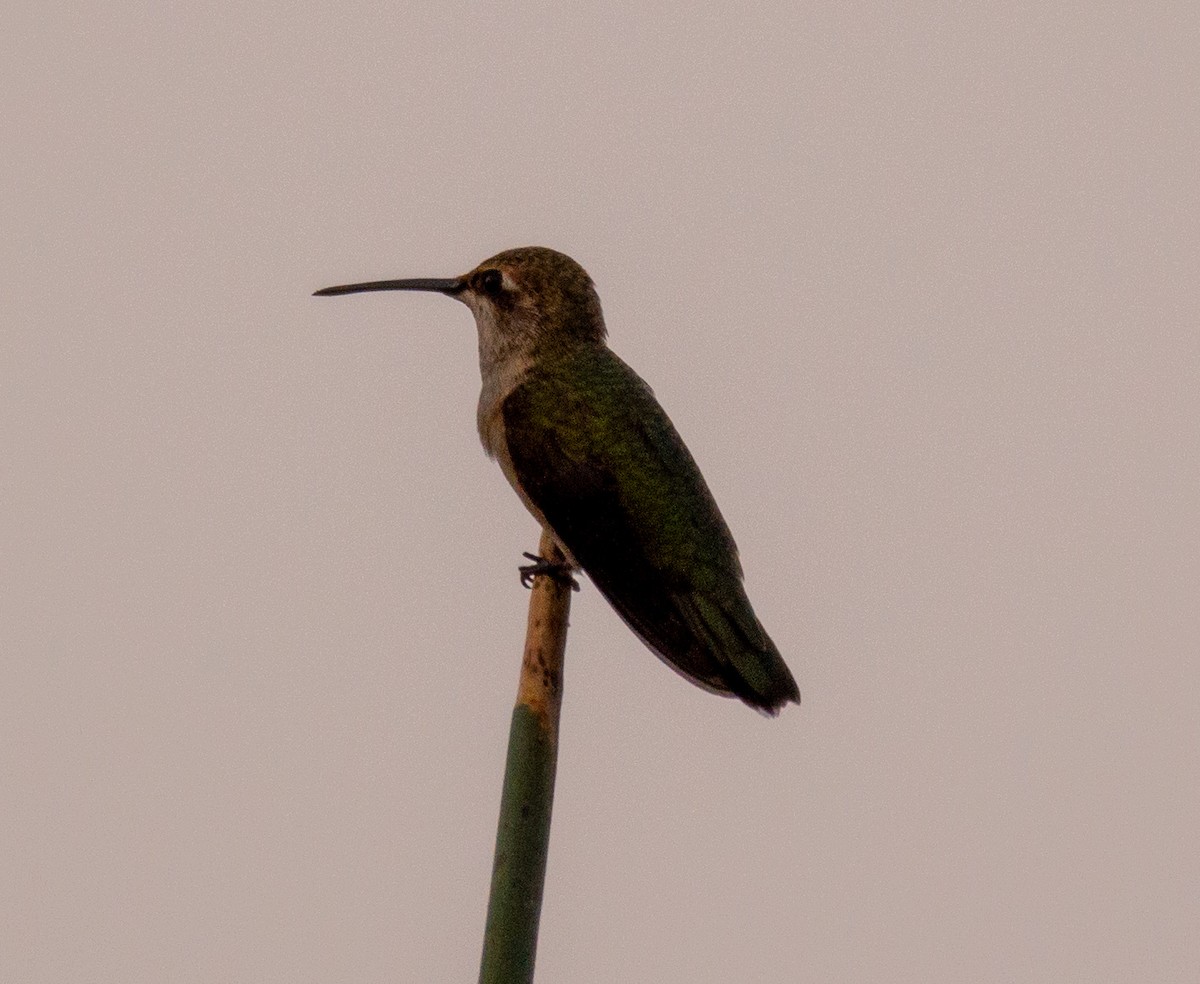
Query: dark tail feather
[[677, 593, 800, 714]]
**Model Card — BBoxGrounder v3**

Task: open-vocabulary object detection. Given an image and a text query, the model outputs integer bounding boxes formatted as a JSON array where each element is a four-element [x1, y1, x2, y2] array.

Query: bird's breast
[[477, 385, 577, 568]]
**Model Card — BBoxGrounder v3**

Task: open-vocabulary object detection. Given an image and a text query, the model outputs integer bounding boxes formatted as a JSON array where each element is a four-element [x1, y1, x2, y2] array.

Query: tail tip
[[748, 677, 801, 717]]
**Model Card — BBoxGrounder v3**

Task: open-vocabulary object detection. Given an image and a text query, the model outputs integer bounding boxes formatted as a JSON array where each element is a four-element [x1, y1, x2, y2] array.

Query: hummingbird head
[[459, 246, 607, 346], [315, 246, 607, 365], [457, 247, 608, 376]]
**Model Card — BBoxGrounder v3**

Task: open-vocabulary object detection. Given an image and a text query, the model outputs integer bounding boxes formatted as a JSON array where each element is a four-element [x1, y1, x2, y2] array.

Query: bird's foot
[[519, 552, 580, 591]]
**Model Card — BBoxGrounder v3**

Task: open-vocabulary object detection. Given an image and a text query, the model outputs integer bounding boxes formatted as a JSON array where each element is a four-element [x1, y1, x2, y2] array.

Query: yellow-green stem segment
[[479, 532, 572, 984]]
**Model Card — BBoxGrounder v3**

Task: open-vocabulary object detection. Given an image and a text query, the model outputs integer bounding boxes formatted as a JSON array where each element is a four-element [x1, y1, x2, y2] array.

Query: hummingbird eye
[[478, 269, 504, 296]]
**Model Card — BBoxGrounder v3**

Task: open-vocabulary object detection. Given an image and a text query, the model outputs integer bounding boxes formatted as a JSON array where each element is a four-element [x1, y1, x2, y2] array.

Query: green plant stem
[[478, 532, 572, 984]]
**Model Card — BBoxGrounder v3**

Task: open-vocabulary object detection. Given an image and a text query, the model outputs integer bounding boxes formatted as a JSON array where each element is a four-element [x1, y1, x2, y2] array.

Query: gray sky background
[[4, 3, 1198, 981]]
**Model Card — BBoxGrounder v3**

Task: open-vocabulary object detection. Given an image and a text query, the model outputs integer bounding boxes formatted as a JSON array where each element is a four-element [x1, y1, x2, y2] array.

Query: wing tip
[[743, 675, 801, 717]]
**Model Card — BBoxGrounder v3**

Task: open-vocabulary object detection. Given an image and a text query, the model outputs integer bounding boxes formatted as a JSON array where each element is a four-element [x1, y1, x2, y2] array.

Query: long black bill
[[313, 277, 463, 297]]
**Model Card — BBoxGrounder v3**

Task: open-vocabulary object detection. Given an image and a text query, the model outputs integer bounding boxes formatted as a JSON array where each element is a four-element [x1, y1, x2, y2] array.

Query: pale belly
[[479, 401, 579, 568]]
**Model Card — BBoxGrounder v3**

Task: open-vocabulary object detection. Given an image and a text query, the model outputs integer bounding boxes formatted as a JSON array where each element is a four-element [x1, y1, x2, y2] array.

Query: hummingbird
[[315, 247, 799, 715]]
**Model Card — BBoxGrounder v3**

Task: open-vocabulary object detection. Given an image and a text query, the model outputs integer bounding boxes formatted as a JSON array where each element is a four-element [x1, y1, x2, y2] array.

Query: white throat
[[469, 299, 537, 458]]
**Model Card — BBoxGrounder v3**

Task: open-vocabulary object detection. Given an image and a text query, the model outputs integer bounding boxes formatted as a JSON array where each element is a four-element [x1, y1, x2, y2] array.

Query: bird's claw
[[519, 552, 580, 591]]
